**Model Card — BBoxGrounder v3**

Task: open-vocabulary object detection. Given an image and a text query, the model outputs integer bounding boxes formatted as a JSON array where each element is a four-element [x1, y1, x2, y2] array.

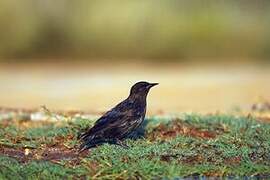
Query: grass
[[0, 113, 269, 179]]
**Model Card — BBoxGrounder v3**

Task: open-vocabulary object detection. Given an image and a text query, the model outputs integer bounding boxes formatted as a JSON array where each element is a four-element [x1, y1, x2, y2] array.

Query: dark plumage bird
[[78, 81, 158, 151]]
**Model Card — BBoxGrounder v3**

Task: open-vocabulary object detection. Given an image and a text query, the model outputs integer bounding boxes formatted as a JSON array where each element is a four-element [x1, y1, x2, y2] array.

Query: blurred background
[[0, 0, 270, 114]]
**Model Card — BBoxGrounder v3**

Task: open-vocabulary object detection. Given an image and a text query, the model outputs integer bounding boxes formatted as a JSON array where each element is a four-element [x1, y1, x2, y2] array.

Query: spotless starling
[[79, 81, 158, 151]]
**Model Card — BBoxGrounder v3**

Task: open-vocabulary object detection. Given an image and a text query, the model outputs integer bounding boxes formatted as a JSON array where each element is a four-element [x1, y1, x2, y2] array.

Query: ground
[[1, 62, 270, 113], [0, 108, 269, 179]]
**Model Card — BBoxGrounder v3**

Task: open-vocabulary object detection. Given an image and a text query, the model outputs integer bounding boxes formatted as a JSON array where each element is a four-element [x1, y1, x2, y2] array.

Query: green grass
[[0, 114, 269, 179]]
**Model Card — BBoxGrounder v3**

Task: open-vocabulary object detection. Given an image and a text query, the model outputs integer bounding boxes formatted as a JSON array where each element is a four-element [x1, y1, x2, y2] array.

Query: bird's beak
[[149, 83, 159, 88]]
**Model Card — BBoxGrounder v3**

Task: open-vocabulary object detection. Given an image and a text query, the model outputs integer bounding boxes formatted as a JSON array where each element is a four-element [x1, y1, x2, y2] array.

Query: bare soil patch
[[0, 144, 88, 165], [148, 119, 222, 141]]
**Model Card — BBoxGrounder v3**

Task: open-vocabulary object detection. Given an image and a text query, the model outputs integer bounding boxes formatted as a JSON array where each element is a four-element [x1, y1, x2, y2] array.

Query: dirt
[[0, 144, 89, 165], [159, 153, 204, 164], [148, 119, 220, 141], [224, 156, 242, 165], [0, 132, 89, 165]]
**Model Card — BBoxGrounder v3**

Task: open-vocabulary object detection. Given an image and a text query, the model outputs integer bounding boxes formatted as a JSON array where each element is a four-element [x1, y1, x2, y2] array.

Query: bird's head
[[129, 81, 158, 99]]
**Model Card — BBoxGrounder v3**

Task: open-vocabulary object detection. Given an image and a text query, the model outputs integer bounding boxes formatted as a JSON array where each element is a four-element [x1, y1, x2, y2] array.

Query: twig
[[41, 105, 61, 121]]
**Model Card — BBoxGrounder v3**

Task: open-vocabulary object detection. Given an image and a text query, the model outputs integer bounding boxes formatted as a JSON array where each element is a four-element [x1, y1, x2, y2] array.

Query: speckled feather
[[78, 81, 157, 151]]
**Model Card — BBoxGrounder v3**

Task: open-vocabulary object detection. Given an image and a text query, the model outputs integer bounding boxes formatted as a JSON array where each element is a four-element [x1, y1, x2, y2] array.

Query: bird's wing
[[91, 109, 126, 132], [79, 100, 135, 140]]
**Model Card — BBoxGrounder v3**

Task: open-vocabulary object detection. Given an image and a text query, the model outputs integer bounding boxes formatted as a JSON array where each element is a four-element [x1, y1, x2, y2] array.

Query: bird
[[78, 81, 158, 152]]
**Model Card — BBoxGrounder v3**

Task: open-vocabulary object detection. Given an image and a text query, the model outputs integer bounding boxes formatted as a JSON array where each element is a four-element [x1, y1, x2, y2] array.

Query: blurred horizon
[[0, 1, 270, 62], [1, 61, 270, 114]]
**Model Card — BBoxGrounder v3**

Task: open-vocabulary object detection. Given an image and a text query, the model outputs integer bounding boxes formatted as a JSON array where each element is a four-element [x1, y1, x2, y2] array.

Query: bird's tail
[[78, 142, 91, 153], [77, 132, 86, 141], [77, 129, 90, 140]]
